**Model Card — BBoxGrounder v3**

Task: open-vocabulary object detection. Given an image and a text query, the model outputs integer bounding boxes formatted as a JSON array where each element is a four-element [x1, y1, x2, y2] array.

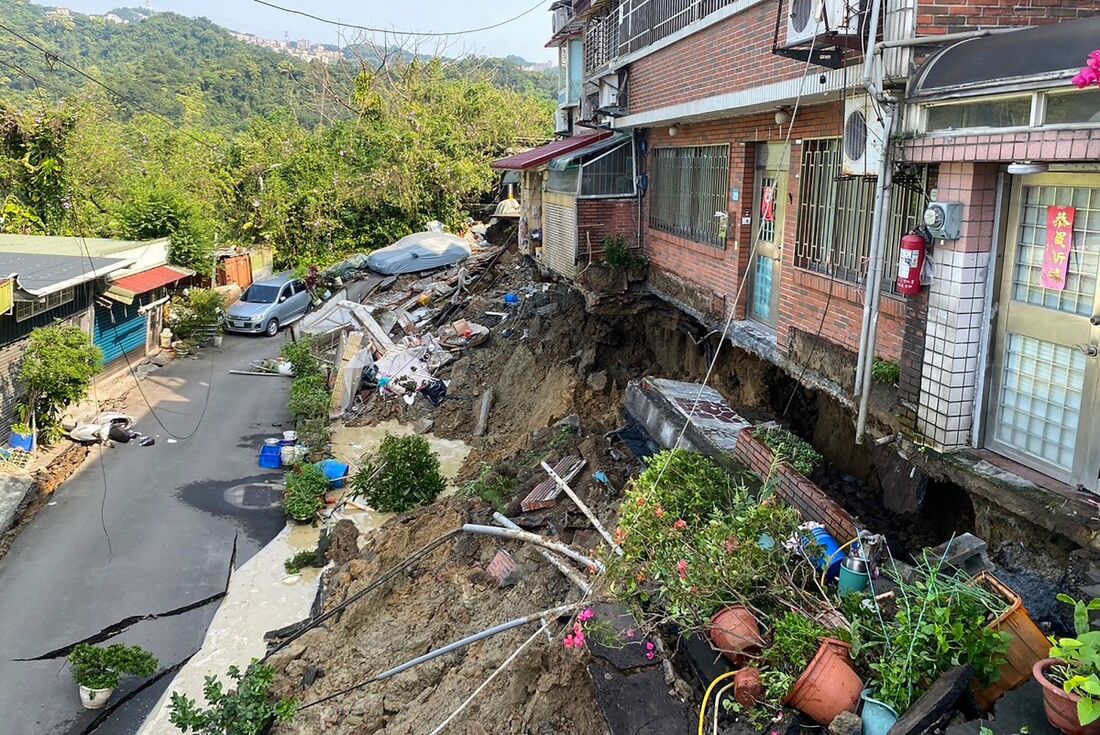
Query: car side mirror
[[279, 296, 288, 303]]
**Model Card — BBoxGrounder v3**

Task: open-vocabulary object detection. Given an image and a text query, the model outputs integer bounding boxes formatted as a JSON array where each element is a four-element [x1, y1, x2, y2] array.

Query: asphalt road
[[0, 333, 292, 734]]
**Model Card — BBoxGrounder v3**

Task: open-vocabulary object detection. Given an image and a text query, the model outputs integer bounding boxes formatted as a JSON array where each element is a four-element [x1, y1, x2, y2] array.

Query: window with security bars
[[649, 145, 730, 247], [794, 138, 925, 292], [15, 287, 74, 322]]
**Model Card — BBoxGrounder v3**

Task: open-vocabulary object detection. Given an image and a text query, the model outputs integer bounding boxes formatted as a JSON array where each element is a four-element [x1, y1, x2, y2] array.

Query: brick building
[[530, 0, 1100, 553]]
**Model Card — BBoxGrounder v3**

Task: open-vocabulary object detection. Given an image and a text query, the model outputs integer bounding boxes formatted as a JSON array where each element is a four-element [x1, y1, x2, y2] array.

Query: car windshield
[[242, 284, 281, 304]]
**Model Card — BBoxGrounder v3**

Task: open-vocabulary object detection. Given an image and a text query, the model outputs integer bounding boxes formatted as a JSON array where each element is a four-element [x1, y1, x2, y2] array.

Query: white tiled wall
[[918, 247, 991, 448]]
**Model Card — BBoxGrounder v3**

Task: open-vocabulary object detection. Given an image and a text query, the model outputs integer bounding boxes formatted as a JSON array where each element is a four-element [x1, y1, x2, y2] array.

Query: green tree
[[19, 323, 103, 441]]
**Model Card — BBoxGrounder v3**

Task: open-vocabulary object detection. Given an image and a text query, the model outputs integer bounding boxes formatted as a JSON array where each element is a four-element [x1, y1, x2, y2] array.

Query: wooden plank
[[343, 302, 394, 351], [329, 331, 363, 417], [520, 455, 585, 512], [474, 388, 494, 437]]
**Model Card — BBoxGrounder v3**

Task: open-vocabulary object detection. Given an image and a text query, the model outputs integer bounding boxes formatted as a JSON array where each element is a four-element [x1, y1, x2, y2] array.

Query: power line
[[251, 0, 548, 37]]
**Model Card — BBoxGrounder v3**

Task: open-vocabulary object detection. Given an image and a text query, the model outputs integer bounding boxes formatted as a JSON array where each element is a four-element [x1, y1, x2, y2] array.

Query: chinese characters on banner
[[1041, 205, 1075, 291]]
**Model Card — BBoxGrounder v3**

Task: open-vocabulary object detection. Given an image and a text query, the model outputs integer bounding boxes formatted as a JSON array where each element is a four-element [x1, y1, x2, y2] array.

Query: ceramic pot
[[79, 685, 114, 709], [860, 689, 900, 735], [1035, 658, 1100, 735], [784, 638, 863, 725], [734, 667, 765, 709], [708, 605, 764, 664]]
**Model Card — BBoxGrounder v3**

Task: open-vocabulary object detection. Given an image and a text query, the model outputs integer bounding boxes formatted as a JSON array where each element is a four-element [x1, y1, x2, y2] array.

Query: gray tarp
[[367, 232, 471, 275]]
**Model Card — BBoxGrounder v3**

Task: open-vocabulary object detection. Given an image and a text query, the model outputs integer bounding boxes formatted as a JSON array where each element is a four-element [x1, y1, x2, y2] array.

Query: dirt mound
[[270, 500, 608, 735]]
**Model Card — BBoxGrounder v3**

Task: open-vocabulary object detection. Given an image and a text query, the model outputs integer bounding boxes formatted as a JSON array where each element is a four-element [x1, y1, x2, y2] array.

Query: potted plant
[[9, 404, 34, 452], [1034, 595, 1100, 735], [68, 643, 158, 709], [283, 463, 329, 522], [709, 605, 764, 664]]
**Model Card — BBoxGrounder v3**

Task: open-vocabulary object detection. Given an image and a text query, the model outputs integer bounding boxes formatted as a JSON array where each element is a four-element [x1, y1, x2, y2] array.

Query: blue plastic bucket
[[9, 432, 33, 453], [259, 443, 282, 469], [803, 527, 845, 579], [860, 689, 899, 735], [317, 459, 350, 489]]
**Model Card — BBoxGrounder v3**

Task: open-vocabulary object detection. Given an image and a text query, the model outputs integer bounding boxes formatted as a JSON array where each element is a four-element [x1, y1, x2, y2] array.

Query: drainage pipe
[[874, 27, 1019, 51], [493, 512, 592, 593], [462, 523, 605, 572], [374, 602, 585, 681]]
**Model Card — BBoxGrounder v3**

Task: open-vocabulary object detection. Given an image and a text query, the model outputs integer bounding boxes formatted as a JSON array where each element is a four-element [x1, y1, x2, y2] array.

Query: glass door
[[988, 173, 1100, 491], [748, 142, 789, 328]]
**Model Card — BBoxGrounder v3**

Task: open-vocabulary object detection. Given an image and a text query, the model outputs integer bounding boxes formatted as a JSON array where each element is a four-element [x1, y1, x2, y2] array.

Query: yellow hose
[[698, 670, 739, 735], [818, 534, 858, 589]]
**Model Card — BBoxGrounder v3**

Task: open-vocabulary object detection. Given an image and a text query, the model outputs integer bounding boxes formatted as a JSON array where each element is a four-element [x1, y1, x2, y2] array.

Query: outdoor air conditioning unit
[[842, 95, 885, 177], [554, 108, 571, 135], [787, 0, 864, 47], [597, 73, 621, 109]]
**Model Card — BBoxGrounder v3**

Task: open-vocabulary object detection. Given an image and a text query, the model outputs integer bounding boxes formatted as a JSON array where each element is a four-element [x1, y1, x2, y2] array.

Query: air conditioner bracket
[[772, 46, 843, 69]]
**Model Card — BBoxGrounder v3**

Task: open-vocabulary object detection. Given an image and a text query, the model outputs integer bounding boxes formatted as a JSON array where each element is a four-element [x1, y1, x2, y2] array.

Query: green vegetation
[[284, 548, 324, 574], [283, 463, 329, 522], [1047, 595, 1100, 726], [602, 235, 648, 270], [69, 643, 158, 690], [288, 375, 330, 421], [280, 337, 321, 379], [753, 425, 823, 476], [760, 612, 832, 705], [20, 324, 102, 444], [168, 660, 296, 735], [352, 433, 446, 513], [871, 358, 901, 386], [168, 288, 225, 338], [462, 464, 517, 511]]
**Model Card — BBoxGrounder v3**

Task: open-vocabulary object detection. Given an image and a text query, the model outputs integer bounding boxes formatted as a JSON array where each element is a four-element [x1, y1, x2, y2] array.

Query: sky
[[32, 1, 557, 61]]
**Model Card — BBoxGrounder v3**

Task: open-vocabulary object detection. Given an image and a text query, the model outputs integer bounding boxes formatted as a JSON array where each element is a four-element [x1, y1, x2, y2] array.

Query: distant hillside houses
[[230, 31, 345, 64]]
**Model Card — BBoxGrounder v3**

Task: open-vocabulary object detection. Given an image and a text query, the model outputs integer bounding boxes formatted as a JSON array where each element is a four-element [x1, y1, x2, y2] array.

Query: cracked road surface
[[0, 334, 291, 734]]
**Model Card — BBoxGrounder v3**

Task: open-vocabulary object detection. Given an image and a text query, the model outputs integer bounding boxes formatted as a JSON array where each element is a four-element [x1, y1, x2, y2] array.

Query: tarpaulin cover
[[367, 232, 472, 276]]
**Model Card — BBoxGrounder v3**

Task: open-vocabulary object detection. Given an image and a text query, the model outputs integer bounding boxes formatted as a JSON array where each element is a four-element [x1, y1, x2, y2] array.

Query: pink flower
[[578, 608, 595, 623], [672, 519, 687, 530], [654, 506, 666, 519], [645, 651, 655, 660], [1073, 68, 1098, 89], [625, 628, 636, 639], [563, 634, 576, 649], [1089, 50, 1100, 71], [574, 631, 586, 647], [676, 559, 689, 580], [645, 641, 655, 651]]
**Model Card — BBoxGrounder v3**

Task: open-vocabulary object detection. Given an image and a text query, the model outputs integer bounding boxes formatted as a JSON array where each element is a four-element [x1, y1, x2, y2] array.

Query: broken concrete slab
[[588, 658, 693, 735], [891, 665, 974, 735], [0, 472, 33, 535], [586, 603, 652, 671], [930, 533, 993, 577], [624, 378, 749, 460]]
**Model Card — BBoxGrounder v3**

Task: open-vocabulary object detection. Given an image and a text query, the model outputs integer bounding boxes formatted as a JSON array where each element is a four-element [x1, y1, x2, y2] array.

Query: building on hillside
[[0, 236, 192, 379], [537, 2, 1100, 557], [0, 250, 131, 433]]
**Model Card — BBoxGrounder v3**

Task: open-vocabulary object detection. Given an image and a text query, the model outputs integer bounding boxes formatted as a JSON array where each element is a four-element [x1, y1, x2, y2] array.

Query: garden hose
[[712, 680, 738, 735], [698, 670, 740, 735]]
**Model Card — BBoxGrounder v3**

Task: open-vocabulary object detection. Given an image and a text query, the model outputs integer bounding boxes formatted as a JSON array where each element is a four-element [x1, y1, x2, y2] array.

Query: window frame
[[918, 87, 1100, 135], [648, 144, 731, 248], [15, 287, 75, 322]]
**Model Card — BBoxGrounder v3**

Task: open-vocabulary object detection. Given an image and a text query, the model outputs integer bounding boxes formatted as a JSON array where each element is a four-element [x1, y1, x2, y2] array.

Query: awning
[[105, 265, 194, 305], [549, 133, 630, 171], [490, 132, 613, 171], [911, 15, 1100, 98]]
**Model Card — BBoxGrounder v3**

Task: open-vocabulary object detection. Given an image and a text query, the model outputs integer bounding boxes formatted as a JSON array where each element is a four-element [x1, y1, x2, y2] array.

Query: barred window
[[794, 138, 925, 292], [649, 145, 730, 247]]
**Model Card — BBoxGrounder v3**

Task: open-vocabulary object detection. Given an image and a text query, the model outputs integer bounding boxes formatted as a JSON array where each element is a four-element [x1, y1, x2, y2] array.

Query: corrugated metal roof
[[1, 253, 131, 297], [490, 133, 613, 171], [548, 133, 630, 171], [109, 265, 193, 298], [0, 234, 168, 258]]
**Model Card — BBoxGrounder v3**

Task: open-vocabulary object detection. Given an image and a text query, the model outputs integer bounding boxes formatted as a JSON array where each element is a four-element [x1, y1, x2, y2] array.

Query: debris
[[890, 666, 974, 735], [540, 460, 621, 555], [138, 436, 155, 447], [486, 549, 518, 587], [586, 370, 609, 393], [929, 533, 992, 577], [474, 388, 494, 437], [828, 711, 862, 735], [734, 667, 765, 709], [437, 320, 490, 350], [492, 512, 590, 593], [325, 519, 360, 565], [228, 370, 290, 377], [412, 418, 435, 435], [521, 455, 586, 512]]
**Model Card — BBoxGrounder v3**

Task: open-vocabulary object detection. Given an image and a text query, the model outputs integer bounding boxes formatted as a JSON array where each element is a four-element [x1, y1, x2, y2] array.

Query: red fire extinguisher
[[896, 232, 927, 296]]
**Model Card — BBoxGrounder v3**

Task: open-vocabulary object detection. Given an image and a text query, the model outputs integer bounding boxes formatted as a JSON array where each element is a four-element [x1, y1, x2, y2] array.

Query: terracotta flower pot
[[784, 638, 863, 726], [734, 667, 765, 709], [708, 605, 764, 664], [1034, 658, 1100, 735]]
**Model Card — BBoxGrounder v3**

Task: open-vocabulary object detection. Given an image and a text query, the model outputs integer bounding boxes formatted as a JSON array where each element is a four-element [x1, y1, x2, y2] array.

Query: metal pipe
[[374, 602, 584, 681], [856, 110, 899, 445], [874, 27, 1019, 51], [462, 524, 604, 572], [540, 460, 623, 556], [854, 157, 891, 398], [493, 512, 592, 593]]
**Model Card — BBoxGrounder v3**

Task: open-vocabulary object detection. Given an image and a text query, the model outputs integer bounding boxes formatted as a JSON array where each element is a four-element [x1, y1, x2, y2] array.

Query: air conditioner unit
[[842, 95, 885, 177], [597, 73, 620, 109], [786, 0, 864, 47], [555, 108, 572, 136]]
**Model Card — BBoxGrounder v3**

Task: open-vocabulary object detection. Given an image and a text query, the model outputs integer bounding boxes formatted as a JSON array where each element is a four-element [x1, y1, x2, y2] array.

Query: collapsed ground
[[267, 250, 1081, 734]]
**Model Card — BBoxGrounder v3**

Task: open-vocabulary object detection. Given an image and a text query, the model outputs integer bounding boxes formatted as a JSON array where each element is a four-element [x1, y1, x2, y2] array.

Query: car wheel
[[265, 318, 280, 337]]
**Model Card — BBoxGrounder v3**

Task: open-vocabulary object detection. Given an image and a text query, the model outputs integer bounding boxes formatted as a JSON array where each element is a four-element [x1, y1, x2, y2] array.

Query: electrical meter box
[[923, 202, 963, 240]]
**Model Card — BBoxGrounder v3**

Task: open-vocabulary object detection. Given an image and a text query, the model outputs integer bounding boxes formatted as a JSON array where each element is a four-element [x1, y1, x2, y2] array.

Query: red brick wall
[[732, 428, 859, 541], [916, 0, 1097, 35], [577, 198, 639, 258], [642, 104, 906, 362]]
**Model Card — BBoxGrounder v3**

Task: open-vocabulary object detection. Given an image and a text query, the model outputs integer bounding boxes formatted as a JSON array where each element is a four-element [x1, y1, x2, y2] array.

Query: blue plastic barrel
[[803, 526, 845, 579], [259, 444, 282, 469], [317, 459, 350, 489]]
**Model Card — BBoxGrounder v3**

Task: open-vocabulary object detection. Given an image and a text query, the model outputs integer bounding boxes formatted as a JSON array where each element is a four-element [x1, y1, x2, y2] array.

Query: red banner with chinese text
[[1041, 205, 1075, 291]]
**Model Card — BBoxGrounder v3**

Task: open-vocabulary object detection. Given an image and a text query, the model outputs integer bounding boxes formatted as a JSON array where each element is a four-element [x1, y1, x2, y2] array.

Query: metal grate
[[996, 333, 1086, 469], [580, 141, 635, 197], [1011, 184, 1100, 317], [649, 145, 730, 247], [794, 138, 924, 291], [543, 195, 578, 278]]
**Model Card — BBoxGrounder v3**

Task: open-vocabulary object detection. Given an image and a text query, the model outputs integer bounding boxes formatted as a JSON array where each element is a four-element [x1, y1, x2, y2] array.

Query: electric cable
[[251, 0, 548, 37]]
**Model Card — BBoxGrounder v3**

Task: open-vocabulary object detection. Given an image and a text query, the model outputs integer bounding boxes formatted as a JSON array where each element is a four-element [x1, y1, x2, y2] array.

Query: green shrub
[[288, 374, 329, 420], [297, 416, 332, 453], [169, 288, 225, 339], [168, 660, 296, 735], [69, 643, 158, 690], [20, 323, 102, 442], [871, 358, 901, 386], [284, 548, 324, 574], [630, 449, 747, 523], [754, 426, 823, 476], [352, 433, 446, 513], [283, 463, 328, 521], [462, 464, 517, 511], [280, 337, 321, 378], [602, 235, 648, 269]]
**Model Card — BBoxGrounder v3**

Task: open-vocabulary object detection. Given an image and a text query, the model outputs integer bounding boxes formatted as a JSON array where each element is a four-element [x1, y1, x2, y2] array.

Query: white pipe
[[137, 295, 170, 314], [874, 27, 1019, 51], [492, 512, 592, 593], [854, 157, 891, 398], [462, 524, 605, 572], [540, 460, 623, 556]]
